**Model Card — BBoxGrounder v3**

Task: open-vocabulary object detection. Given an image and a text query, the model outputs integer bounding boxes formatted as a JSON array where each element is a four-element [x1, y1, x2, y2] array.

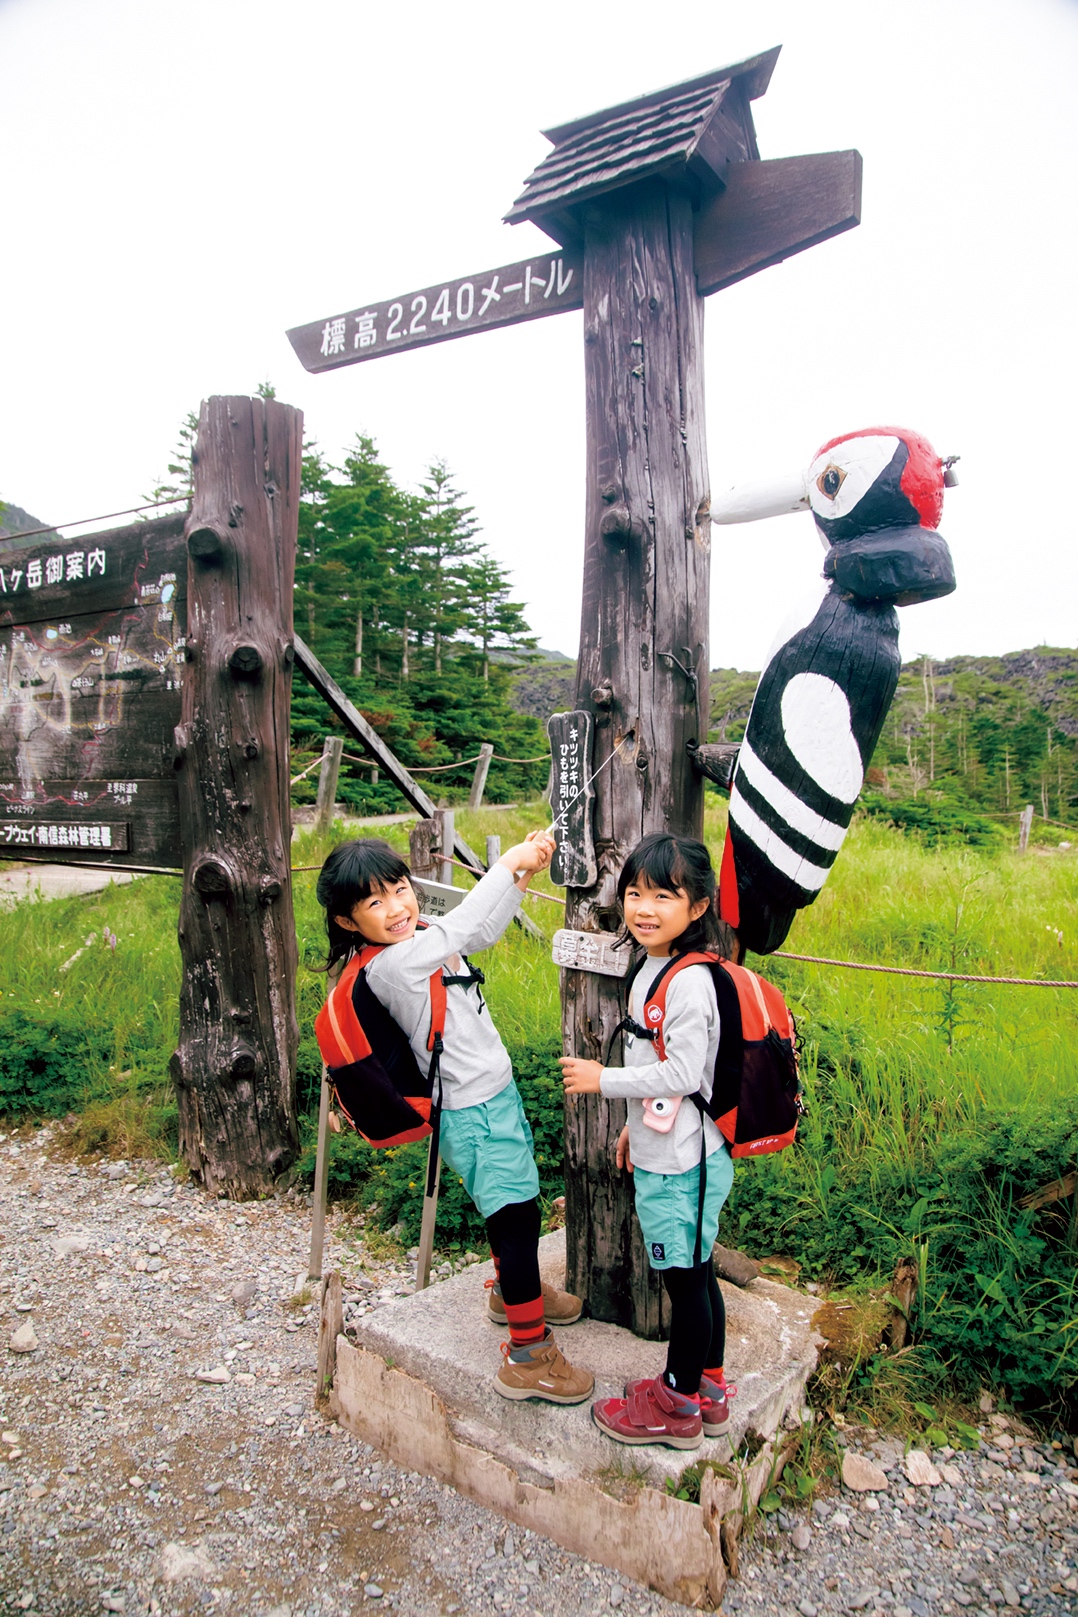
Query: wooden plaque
[[547, 709, 597, 888], [286, 250, 583, 373], [0, 514, 187, 868], [552, 927, 631, 978], [411, 876, 467, 918]]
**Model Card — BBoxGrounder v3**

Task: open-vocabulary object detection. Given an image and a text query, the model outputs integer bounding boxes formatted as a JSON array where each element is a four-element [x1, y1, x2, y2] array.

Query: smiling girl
[[559, 833, 735, 1450], [316, 834, 593, 1406]]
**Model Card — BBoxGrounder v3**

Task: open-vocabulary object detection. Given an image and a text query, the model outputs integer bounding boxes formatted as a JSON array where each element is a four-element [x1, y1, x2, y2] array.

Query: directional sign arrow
[[285, 151, 860, 376], [287, 250, 583, 374]]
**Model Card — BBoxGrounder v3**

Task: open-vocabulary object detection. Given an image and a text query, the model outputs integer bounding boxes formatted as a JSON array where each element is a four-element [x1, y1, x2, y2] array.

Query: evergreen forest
[[149, 406, 553, 813]]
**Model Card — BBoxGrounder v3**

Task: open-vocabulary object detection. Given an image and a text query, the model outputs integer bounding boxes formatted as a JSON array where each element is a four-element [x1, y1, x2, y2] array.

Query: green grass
[[2, 799, 1077, 1413]]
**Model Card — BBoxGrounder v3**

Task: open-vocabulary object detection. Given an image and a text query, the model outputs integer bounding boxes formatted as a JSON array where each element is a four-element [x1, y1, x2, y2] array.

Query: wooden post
[[315, 1270, 343, 1409], [434, 808, 454, 886], [486, 834, 501, 866], [1018, 804, 1034, 853], [409, 818, 437, 879], [308, 1070, 332, 1281], [563, 183, 710, 1336], [314, 735, 344, 834], [415, 1147, 442, 1291], [171, 395, 302, 1197], [468, 743, 494, 811]]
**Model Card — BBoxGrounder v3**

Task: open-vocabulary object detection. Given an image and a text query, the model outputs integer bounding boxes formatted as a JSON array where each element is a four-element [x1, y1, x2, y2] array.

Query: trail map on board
[[0, 514, 187, 868]]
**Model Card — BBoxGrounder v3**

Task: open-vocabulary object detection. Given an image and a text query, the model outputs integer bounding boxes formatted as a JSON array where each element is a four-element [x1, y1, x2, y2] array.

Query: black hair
[[616, 832, 727, 957], [315, 838, 412, 971]]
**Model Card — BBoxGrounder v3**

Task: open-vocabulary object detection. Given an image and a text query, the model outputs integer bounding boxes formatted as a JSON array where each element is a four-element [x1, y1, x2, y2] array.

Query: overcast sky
[[2, 0, 1076, 668]]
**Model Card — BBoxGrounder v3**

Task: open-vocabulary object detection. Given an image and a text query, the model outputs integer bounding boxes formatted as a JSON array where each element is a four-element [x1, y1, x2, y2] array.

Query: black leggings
[[486, 1198, 542, 1306], [661, 1260, 726, 1395]]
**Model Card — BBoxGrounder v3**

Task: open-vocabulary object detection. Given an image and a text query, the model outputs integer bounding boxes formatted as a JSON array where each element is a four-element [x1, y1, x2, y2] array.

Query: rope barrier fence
[[770, 949, 1078, 989], [0, 855, 1072, 978], [1, 496, 190, 543]]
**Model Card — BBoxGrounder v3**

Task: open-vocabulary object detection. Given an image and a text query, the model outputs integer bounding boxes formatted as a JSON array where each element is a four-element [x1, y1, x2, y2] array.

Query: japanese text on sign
[[0, 549, 105, 595], [1, 821, 127, 851], [289, 250, 584, 374], [546, 710, 597, 889]]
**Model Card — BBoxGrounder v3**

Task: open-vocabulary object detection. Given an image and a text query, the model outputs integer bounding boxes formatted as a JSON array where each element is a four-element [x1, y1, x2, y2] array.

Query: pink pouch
[[641, 1095, 682, 1134]]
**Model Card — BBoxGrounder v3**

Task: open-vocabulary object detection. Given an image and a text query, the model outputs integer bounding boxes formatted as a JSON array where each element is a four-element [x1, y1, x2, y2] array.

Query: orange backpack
[[619, 951, 803, 1158]]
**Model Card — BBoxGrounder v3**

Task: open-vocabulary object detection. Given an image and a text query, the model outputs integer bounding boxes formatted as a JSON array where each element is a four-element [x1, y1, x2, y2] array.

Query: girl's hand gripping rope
[[499, 829, 556, 891]]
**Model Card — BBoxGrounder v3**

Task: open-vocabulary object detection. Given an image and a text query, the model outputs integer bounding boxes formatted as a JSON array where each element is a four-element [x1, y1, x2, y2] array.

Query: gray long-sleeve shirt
[[599, 954, 725, 1175], [363, 863, 523, 1111]]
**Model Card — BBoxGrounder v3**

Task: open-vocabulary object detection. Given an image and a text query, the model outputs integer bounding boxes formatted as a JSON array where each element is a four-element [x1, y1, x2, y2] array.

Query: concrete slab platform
[[331, 1230, 820, 1608], [351, 1230, 816, 1489]]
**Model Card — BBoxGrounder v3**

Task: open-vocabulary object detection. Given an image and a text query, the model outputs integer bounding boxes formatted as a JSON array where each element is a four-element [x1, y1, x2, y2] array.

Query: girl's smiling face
[[622, 876, 709, 957], [334, 876, 420, 948]]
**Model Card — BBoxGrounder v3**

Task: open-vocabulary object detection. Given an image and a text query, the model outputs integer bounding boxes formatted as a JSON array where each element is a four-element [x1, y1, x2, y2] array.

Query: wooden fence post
[[409, 818, 437, 878], [171, 395, 302, 1197], [314, 735, 344, 834], [434, 808, 454, 885], [468, 743, 494, 811], [1018, 804, 1034, 853], [485, 834, 501, 867]]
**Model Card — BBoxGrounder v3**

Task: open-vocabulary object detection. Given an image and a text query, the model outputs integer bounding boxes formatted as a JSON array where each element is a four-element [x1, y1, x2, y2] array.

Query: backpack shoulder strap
[[640, 951, 719, 1062], [316, 945, 381, 1068]]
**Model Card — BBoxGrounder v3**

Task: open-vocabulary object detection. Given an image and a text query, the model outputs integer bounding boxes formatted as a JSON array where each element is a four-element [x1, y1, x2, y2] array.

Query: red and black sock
[[502, 1297, 547, 1349], [486, 1198, 544, 1354]]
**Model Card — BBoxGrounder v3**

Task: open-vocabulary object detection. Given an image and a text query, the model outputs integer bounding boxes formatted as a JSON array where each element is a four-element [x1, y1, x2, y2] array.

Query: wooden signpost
[[0, 514, 187, 870], [291, 47, 861, 1335]]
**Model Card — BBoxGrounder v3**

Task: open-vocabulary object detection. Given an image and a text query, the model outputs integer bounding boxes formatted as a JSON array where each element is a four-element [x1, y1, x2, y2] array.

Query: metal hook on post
[[657, 647, 698, 705]]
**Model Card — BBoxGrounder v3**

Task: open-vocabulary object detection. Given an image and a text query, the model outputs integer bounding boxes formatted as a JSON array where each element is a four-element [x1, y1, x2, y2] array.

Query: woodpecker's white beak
[[710, 468, 810, 526]]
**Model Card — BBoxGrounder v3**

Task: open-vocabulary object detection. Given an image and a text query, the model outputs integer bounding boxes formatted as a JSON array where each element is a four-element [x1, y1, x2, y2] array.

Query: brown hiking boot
[[485, 1279, 583, 1326], [493, 1334, 594, 1405]]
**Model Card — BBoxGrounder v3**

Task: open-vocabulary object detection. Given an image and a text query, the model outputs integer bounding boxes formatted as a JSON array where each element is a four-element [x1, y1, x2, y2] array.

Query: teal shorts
[[633, 1148, 734, 1270], [438, 1083, 540, 1220]]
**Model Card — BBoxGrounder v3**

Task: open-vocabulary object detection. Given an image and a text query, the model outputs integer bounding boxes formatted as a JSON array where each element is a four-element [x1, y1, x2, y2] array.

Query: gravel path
[[1, 1130, 1074, 1616]]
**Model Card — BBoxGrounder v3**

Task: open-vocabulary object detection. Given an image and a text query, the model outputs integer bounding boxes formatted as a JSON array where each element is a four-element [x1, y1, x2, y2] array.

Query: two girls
[[560, 834, 734, 1450]]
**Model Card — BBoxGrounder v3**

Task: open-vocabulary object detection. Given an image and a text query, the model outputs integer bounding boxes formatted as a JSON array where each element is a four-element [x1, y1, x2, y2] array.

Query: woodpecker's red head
[[807, 426, 946, 544]]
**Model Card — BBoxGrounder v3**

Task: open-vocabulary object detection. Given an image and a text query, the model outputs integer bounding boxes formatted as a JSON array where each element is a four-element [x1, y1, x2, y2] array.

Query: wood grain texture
[[694, 151, 862, 297], [171, 396, 302, 1198], [563, 180, 710, 1336]]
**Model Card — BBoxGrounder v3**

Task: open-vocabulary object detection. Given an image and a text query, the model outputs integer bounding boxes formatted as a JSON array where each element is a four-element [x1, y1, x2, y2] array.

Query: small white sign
[[552, 927, 632, 978], [411, 877, 467, 919]]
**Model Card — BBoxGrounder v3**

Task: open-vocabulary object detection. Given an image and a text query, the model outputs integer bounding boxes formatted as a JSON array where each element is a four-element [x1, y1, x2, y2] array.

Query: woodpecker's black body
[[718, 426, 957, 956]]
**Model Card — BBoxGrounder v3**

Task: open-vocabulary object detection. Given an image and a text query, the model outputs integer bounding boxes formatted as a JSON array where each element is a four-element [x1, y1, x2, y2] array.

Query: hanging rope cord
[[0, 496, 189, 543]]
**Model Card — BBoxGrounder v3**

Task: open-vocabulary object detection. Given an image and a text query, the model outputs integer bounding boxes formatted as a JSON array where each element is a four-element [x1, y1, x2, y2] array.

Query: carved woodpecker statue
[[705, 426, 958, 955]]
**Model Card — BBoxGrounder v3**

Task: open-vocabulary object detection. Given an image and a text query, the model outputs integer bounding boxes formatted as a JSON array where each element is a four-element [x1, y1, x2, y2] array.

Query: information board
[[0, 514, 187, 868]]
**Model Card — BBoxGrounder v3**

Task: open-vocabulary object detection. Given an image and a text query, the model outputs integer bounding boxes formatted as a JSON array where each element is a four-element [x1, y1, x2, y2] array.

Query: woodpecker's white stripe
[[729, 789, 830, 892], [736, 741, 849, 855]]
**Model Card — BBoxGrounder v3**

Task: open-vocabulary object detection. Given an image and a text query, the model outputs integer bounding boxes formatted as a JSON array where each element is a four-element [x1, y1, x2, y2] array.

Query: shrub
[[0, 1009, 110, 1119], [858, 793, 1001, 847], [727, 1098, 1078, 1413]]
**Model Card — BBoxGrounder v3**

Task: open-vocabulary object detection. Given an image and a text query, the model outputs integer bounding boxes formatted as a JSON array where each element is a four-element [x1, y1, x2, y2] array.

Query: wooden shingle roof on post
[[505, 47, 781, 246]]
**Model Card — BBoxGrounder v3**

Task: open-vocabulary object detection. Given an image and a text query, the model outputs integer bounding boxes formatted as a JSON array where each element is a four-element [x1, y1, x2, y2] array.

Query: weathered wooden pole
[[562, 182, 711, 1336], [171, 395, 302, 1197], [468, 742, 494, 811], [314, 735, 344, 834]]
